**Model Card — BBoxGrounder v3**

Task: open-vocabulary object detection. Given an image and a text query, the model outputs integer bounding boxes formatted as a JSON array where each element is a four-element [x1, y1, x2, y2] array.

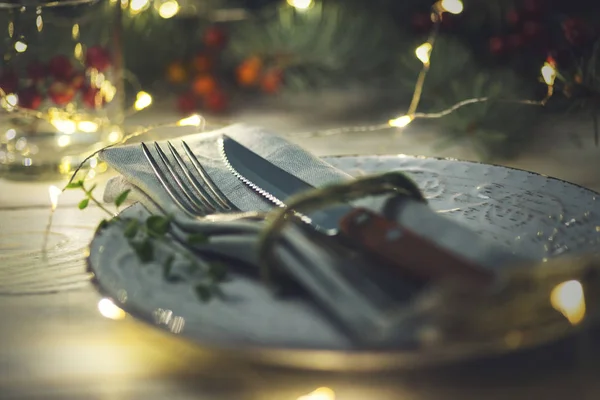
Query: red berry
[[508, 34, 525, 49], [260, 69, 283, 94], [27, 60, 46, 82], [48, 81, 76, 105], [177, 92, 197, 114], [82, 86, 105, 108], [523, 0, 541, 13], [506, 9, 520, 25], [203, 90, 228, 113], [71, 73, 85, 91], [562, 17, 590, 45], [523, 20, 542, 38], [0, 69, 18, 94], [203, 26, 227, 49], [85, 46, 111, 72], [17, 87, 42, 110], [48, 55, 73, 81], [489, 36, 505, 55], [411, 12, 433, 33]]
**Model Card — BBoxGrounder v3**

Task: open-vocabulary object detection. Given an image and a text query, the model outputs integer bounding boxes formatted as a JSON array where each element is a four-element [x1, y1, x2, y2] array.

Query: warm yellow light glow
[[57, 135, 71, 147], [389, 114, 414, 128], [14, 40, 27, 53], [51, 119, 77, 135], [158, 0, 179, 18], [2, 94, 18, 111], [440, 0, 463, 14], [415, 42, 433, 65], [551, 280, 586, 325], [177, 114, 203, 127], [98, 298, 127, 320], [48, 185, 62, 211], [78, 121, 99, 133], [59, 158, 72, 175], [107, 130, 123, 143], [541, 62, 557, 86], [100, 81, 117, 102], [72, 24, 80, 40], [297, 387, 335, 400], [134, 91, 152, 111], [36, 15, 43, 32], [129, 0, 150, 12], [287, 0, 313, 10], [74, 43, 84, 61]]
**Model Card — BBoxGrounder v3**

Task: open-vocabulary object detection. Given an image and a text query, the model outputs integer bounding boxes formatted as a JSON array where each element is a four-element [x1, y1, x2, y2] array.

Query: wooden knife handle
[[338, 208, 495, 288]]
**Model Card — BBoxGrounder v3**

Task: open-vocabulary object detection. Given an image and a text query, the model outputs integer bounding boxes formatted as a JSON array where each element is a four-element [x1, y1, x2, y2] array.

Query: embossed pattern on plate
[[87, 155, 600, 359]]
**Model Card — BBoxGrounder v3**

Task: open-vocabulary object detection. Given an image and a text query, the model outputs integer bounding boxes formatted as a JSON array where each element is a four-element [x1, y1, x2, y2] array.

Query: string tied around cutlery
[[257, 171, 426, 285]]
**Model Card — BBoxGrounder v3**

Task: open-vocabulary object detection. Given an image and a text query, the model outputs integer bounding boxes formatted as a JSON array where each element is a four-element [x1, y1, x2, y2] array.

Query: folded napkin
[[99, 123, 530, 347]]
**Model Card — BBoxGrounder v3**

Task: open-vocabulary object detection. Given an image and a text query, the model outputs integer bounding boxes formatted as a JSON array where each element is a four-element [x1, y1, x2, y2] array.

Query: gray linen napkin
[[98, 123, 530, 346], [102, 123, 352, 214], [101, 123, 527, 271]]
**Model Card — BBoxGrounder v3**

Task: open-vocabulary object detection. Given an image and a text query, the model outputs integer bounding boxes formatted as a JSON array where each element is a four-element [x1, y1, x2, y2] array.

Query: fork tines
[[142, 141, 236, 216]]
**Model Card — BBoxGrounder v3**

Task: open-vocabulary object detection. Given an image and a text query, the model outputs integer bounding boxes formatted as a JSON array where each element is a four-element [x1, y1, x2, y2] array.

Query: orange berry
[[244, 56, 262, 69], [192, 54, 212, 73], [260, 69, 283, 94], [166, 62, 187, 84], [192, 75, 217, 96]]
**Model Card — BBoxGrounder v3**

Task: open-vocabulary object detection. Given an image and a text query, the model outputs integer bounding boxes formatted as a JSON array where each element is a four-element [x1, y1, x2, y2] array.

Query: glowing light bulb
[[78, 121, 99, 133], [129, 0, 150, 13], [440, 0, 463, 14], [98, 298, 126, 320], [177, 114, 203, 127], [551, 280, 586, 325], [72, 23, 80, 40], [36, 15, 43, 32], [541, 62, 557, 86], [134, 91, 152, 111], [297, 387, 335, 400], [389, 115, 414, 128], [1, 94, 18, 111], [158, 0, 179, 18], [48, 185, 62, 211], [415, 42, 433, 65], [14, 40, 27, 53], [57, 135, 71, 147], [51, 118, 76, 134], [287, 0, 313, 11], [107, 130, 123, 143]]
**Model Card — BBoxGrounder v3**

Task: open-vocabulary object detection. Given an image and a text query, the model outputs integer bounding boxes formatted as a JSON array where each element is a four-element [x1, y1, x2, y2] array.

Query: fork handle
[[338, 208, 495, 288]]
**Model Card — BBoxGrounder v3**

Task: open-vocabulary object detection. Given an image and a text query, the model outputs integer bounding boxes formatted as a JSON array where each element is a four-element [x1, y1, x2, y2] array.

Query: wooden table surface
[[2, 168, 600, 400]]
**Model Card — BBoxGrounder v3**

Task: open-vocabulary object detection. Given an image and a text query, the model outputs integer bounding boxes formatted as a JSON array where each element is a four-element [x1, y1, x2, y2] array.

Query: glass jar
[[0, 0, 124, 180]]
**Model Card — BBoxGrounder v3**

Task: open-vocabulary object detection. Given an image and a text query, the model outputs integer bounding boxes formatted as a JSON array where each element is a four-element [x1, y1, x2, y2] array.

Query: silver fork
[[141, 140, 239, 217]]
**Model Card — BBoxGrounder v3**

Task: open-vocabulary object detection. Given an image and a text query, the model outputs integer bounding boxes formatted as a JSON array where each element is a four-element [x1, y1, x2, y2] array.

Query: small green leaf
[[123, 219, 140, 238], [66, 180, 84, 189], [195, 285, 212, 302], [163, 255, 184, 282], [115, 189, 131, 207], [78, 198, 89, 209], [95, 219, 109, 233], [131, 239, 153, 263], [146, 215, 171, 237], [209, 262, 227, 282], [187, 233, 208, 245]]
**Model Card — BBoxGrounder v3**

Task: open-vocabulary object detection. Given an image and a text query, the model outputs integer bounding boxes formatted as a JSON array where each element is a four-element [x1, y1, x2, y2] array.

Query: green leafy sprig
[[66, 180, 226, 302]]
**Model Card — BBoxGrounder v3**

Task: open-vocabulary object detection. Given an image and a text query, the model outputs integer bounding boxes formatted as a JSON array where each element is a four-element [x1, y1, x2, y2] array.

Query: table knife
[[219, 135, 495, 287]]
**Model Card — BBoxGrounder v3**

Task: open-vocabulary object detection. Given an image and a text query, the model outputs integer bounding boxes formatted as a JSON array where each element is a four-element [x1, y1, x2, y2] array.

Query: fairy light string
[[2, 0, 559, 156]]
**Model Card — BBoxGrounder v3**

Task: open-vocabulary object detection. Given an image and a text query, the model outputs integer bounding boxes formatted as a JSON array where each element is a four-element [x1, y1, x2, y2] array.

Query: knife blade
[[219, 135, 495, 287]]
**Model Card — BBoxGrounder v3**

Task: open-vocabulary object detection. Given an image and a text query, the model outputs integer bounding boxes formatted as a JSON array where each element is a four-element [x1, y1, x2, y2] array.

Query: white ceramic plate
[[87, 155, 600, 370]]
